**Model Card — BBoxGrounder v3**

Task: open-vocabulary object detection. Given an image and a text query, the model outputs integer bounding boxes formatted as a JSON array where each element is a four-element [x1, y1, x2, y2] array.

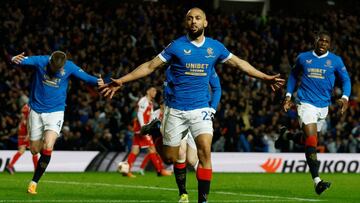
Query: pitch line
[[0, 200, 319, 203], [42, 180, 326, 202]]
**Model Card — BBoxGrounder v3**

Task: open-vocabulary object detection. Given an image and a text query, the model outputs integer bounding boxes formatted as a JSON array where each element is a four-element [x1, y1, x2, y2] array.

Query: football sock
[[305, 135, 320, 179], [156, 153, 164, 169], [314, 177, 321, 185], [174, 162, 187, 195], [140, 154, 150, 169], [149, 153, 162, 173], [8, 152, 22, 167], [127, 152, 137, 169], [32, 154, 39, 169], [32, 149, 52, 183], [197, 166, 212, 203]]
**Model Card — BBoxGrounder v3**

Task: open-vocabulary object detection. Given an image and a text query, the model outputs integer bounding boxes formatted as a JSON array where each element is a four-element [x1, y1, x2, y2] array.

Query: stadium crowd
[[0, 0, 359, 153]]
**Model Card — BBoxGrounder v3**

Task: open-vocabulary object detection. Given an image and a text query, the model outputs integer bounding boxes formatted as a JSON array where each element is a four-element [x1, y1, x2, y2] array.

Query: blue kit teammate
[[11, 51, 103, 194], [280, 31, 351, 195], [100, 8, 284, 203]]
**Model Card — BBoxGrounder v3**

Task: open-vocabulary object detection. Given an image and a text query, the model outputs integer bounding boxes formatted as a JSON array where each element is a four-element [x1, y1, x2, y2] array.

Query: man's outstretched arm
[[224, 55, 285, 91], [100, 56, 165, 99]]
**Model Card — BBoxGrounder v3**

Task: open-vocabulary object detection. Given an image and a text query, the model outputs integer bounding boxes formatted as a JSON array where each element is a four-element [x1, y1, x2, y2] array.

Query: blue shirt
[[19, 55, 98, 113], [159, 35, 231, 110], [164, 66, 222, 111], [286, 51, 351, 108]]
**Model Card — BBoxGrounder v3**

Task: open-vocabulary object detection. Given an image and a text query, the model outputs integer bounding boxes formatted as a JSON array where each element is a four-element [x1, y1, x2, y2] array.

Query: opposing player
[[280, 31, 351, 195], [121, 86, 171, 178], [100, 8, 284, 203], [5, 104, 38, 174], [11, 51, 103, 194]]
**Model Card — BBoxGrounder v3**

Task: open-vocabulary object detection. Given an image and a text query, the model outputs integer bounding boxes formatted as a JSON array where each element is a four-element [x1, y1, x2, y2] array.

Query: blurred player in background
[[100, 7, 284, 203], [5, 104, 38, 175], [11, 51, 103, 194], [280, 31, 351, 195], [121, 86, 171, 178]]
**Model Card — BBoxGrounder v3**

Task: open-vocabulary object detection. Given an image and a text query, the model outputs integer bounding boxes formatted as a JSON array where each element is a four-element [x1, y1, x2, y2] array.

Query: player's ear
[[204, 19, 208, 28]]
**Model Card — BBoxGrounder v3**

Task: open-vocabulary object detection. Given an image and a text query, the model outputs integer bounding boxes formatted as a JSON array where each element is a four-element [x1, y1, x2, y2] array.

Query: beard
[[187, 27, 204, 39]]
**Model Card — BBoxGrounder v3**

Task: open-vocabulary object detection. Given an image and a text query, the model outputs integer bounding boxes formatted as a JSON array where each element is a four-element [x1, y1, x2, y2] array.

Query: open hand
[[283, 96, 293, 112], [265, 74, 285, 91], [11, 52, 26, 64], [99, 78, 123, 99], [336, 98, 348, 114]]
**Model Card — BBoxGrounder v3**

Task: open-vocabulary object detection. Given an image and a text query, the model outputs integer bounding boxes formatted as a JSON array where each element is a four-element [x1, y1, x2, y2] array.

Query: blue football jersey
[[19, 55, 98, 113], [164, 66, 221, 111], [286, 51, 351, 107], [159, 35, 230, 110]]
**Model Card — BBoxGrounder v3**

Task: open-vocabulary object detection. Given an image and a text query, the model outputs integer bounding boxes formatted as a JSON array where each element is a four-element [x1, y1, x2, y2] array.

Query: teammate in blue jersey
[[100, 8, 284, 203], [280, 31, 351, 195], [11, 51, 103, 195]]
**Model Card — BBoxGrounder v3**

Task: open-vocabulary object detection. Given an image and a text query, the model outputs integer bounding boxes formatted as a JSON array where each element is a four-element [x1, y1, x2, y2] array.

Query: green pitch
[[0, 172, 359, 202]]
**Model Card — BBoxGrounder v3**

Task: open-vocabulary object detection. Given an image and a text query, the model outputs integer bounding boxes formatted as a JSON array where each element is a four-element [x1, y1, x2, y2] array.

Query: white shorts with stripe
[[28, 109, 64, 141], [161, 106, 213, 147]]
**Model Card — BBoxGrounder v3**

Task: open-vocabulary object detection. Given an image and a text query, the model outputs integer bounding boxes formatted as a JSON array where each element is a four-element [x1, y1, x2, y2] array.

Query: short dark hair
[[50, 51, 66, 70], [316, 30, 331, 39]]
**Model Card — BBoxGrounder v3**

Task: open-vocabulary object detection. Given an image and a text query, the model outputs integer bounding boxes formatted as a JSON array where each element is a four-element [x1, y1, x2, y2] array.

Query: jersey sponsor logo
[[306, 59, 312, 64], [43, 74, 61, 88], [183, 49, 192, 55], [324, 59, 333, 68], [205, 47, 215, 58], [261, 157, 282, 173], [307, 68, 326, 79], [185, 63, 209, 76]]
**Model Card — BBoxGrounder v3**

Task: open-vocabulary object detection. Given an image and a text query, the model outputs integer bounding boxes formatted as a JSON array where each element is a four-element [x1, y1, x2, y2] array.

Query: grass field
[[0, 172, 359, 203]]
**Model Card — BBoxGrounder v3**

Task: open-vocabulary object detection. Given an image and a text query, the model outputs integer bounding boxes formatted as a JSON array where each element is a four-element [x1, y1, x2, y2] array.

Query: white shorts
[[297, 102, 328, 132], [28, 109, 64, 141], [181, 132, 197, 150], [161, 106, 213, 147]]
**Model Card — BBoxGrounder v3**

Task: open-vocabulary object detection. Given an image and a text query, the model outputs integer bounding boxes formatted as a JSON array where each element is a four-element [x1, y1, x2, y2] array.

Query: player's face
[[147, 87, 157, 99], [185, 9, 208, 39], [314, 34, 331, 55]]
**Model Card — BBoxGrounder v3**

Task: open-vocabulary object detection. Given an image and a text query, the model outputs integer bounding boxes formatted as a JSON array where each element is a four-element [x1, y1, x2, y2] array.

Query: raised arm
[[71, 66, 99, 86], [224, 55, 285, 91], [100, 56, 165, 99], [11, 52, 48, 67]]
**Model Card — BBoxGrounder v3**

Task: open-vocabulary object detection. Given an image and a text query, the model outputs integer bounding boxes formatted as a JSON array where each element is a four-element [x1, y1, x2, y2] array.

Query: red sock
[[197, 166, 212, 202], [9, 152, 22, 167], [140, 154, 150, 169], [149, 153, 162, 172], [174, 162, 186, 169], [127, 152, 137, 169], [32, 154, 39, 169], [156, 153, 164, 169]]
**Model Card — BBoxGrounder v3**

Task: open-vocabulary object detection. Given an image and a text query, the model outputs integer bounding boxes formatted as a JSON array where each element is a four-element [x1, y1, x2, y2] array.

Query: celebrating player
[[100, 7, 284, 203], [11, 51, 104, 194], [279, 31, 351, 195], [5, 104, 38, 175]]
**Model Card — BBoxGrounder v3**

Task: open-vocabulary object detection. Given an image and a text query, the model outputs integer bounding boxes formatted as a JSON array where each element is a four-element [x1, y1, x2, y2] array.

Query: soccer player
[[280, 31, 351, 195], [100, 8, 284, 203], [11, 51, 103, 194], [5, 104, 38, 175], [122, 86, 171, 178]]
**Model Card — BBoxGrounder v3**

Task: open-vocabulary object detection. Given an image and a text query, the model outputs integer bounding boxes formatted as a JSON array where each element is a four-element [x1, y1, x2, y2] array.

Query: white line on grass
[[42, 180, 325, 202], [0, 200, 321, 203]]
